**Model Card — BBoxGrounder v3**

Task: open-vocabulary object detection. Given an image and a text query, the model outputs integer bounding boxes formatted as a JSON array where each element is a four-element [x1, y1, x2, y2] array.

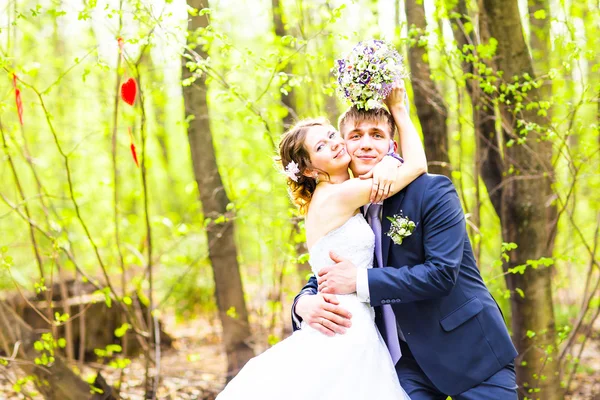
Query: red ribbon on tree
[[121, 77, 137, 106], [118, 37, 138, 106], [128, 127, 139, 167], [118, 38, 140, 168], [12, 74, 23, 125]]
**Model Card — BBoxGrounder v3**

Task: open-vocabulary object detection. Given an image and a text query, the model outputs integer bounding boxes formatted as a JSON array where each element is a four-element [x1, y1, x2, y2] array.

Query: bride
[[216, 81, 426, 399]]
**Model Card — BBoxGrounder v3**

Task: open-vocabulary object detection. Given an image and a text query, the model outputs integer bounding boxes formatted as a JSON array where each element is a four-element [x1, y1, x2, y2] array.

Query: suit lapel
[[382, 190, 406, 267]]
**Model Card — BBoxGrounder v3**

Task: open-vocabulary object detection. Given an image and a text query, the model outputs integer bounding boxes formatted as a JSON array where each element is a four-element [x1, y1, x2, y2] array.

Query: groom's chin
[[349, 161, 372, 177]]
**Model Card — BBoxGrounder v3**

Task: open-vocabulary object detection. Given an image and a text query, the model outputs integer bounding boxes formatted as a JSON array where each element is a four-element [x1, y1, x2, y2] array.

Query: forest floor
[[100, 313, 600, 399], [0, 312, 598, 399]]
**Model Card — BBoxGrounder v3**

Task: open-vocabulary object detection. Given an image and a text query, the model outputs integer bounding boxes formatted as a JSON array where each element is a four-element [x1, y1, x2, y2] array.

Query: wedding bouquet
[[333, 39, 409, 110]]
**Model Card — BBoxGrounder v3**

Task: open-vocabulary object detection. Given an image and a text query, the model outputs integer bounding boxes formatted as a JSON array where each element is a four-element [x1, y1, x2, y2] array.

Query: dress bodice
[[309, 213, 375, 276]]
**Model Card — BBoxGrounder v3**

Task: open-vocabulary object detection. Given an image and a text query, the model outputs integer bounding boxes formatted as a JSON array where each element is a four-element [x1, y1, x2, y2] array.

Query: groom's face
[[341, 120, 394, 177]]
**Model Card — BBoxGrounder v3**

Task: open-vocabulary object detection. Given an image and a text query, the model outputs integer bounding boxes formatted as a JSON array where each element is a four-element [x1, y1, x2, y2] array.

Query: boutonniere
[[386, 213, 416, 245]]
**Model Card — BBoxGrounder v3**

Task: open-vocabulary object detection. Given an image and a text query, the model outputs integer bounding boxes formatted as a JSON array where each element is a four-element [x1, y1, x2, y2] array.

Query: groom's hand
[[318, 251, 357, 295], [295, 293, 352, 336]]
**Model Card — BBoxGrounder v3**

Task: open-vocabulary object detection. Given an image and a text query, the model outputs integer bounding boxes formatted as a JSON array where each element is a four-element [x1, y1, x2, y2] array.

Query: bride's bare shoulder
[[308, 184, 340, 217], [305, 184, 357, 248]]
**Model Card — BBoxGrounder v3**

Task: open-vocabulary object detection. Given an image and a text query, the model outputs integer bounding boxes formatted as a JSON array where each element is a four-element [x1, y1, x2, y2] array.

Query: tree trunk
[[450, 0, 505, 266], [323, 2, 340, 124], [472, 0, 506, 219], [528, 0, 553, 124], [0, 302, 116, 400], [271, 0, 310, 282], [404, 0, 451, 177], [183, 0, 254, 379], [272, 0, 297, 129], [528, 0, 551, 77], [481, 1, 561, 398]]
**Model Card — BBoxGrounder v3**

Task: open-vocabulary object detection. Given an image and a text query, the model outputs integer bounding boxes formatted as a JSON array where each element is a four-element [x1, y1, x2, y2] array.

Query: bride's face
[[303, 125, 351, 176]]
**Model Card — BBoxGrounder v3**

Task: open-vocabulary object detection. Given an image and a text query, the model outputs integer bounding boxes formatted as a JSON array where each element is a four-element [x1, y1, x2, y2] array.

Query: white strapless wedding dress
[[216, 214, 410, 399]]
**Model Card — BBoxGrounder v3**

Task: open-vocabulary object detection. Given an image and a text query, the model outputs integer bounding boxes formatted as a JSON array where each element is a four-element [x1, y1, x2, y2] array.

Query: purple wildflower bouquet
[[333, 39, 409, 110]]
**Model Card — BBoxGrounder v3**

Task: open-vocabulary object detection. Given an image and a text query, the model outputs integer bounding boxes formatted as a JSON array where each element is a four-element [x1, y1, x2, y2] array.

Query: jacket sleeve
[[367, 176, 466, 304], [291, 275, 318, 331]]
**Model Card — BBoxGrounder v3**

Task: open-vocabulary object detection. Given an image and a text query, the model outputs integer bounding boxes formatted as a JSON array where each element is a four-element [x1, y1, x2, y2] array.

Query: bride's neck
[[327, 170, 350, 184]]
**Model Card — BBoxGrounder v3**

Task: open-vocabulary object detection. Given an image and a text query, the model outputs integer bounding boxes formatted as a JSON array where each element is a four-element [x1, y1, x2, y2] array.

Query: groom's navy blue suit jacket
[[293, 173, 518, 395]]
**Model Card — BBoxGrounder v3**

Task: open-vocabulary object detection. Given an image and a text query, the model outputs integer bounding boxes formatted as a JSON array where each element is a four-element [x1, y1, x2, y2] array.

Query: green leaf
[[104, 291, 112, 308], [214, 214, 227, 225], [90, 386, 104, 394], [226, 306, 238, 319], [508, 264, 527, 275], [106, 344, 122, 354], [268, 334, 281, 346], [297, 253, 310, 264], [54, 312, 69, 323], [533, 9, 546, 20], [114, 323, 131, 338]]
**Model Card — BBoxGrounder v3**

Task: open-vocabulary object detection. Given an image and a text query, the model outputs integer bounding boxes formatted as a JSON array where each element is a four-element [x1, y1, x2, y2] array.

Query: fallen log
[[0, 301, 118, 400], [8, 280, 172, 361]]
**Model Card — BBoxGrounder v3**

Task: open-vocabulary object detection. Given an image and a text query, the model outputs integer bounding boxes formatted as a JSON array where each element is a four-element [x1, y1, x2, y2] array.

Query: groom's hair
[[338, 106, 396, 139]]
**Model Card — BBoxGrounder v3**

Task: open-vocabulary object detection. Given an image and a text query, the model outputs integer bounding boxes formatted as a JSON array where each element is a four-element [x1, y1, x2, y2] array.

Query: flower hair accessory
[[284, 160, 301, 182], [333, 39, 409, 110]]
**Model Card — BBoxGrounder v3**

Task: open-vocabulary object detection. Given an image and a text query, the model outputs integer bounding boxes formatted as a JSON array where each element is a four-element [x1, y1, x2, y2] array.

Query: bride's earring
[[314, 173, 320, 184]]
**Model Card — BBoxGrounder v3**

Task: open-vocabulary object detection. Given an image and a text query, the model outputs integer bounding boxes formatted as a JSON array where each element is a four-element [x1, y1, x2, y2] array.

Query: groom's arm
[[367, 175, 465, 304], [292, 275, 353, 336], [291, 276, 318, 331]]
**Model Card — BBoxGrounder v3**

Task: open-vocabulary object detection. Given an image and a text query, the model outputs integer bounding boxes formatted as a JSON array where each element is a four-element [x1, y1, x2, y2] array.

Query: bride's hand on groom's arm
[[295, 293, 352, 336]]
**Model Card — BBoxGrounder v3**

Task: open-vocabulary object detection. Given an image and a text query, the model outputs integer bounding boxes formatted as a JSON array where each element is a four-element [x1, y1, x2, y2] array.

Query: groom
[[292, 95, 518, 398]]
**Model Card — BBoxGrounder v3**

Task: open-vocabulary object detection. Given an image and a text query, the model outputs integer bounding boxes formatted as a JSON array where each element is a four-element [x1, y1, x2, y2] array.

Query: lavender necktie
[[367, 204, 402, 365]]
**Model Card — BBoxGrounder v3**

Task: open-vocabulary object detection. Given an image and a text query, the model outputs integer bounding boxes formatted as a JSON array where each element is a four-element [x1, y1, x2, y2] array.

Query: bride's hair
[[278, 118, 330, 215]]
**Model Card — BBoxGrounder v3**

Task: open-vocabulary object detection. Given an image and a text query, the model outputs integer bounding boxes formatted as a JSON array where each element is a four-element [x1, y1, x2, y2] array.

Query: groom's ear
[[390, 140, 398, 154]]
